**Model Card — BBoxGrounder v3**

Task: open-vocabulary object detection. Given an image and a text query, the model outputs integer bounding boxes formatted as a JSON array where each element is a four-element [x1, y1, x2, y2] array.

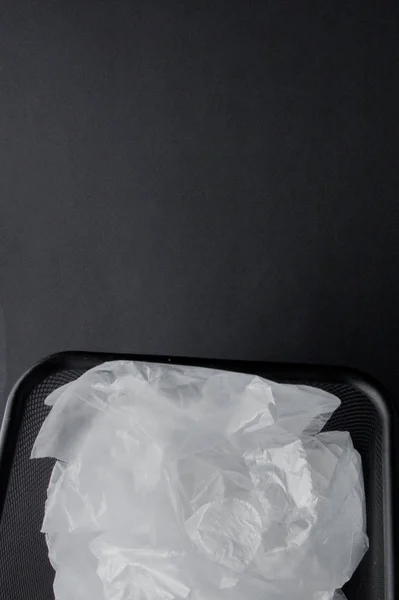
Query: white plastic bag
[[32, 361, 368, 600]]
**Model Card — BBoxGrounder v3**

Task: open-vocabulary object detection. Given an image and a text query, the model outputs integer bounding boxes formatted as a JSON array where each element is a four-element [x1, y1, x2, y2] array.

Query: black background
[[0, 1, 398, 410]]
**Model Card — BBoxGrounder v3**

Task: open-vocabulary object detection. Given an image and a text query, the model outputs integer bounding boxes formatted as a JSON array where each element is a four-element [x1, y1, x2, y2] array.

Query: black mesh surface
[[0, 365, 387, 600]]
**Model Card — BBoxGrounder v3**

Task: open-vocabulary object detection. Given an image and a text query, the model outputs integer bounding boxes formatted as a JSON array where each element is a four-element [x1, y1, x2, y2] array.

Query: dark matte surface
[[0, 355, 390, 599], [0, 1, 399, 407]]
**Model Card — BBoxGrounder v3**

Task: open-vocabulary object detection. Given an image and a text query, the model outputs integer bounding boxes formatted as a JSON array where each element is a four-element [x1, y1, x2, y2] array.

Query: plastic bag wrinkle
[[31, 361, 367, 600]]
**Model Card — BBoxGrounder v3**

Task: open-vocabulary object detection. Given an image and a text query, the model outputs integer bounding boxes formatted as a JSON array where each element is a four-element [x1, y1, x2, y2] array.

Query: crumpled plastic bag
[[31, 361, 368, 600]]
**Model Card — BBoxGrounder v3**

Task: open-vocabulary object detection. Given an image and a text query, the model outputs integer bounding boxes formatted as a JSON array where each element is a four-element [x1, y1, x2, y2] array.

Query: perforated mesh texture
[[0, 368, 385, 600]]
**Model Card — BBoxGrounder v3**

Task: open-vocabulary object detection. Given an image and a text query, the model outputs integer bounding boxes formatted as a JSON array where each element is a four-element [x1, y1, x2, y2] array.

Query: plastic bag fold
[[32, 361, 368, 600]]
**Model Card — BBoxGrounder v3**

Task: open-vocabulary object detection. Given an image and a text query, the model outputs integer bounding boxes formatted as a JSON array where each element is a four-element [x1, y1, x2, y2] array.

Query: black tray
[[0, 352, 397, 600]]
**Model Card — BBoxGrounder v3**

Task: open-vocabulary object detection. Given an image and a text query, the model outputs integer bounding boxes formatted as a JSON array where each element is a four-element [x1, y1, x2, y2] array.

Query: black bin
[[0, 352, 396, 600]]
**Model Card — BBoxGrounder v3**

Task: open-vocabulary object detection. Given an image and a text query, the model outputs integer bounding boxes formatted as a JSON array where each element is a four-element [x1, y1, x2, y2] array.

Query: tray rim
[[0, 351, 397, 599]]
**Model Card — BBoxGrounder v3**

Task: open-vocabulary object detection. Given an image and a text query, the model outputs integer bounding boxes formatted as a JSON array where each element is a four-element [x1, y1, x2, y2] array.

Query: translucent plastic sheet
[[32, 361, 368, 600]]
